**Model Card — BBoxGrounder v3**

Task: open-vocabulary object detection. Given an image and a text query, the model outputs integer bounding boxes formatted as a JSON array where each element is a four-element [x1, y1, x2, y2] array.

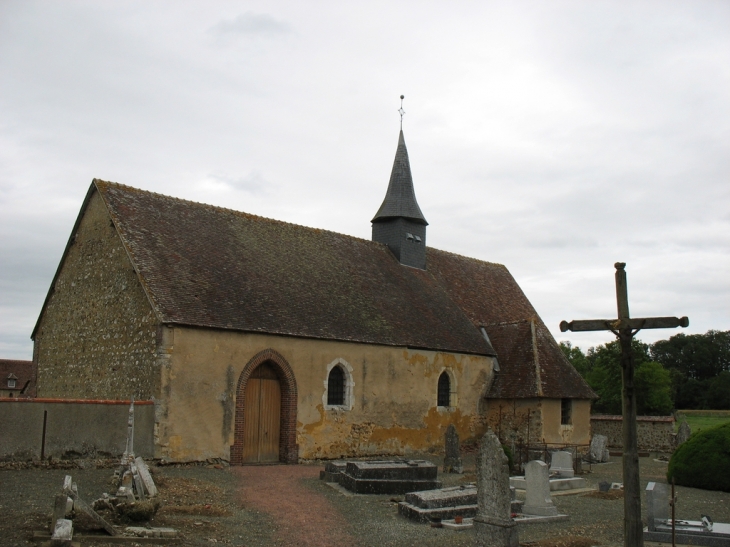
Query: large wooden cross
[[560, 262, 688, 547]]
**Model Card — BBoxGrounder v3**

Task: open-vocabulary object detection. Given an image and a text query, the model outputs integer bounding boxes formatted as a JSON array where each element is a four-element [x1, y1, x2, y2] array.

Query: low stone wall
[[590, 415, 676, 452], [0, 398, 154, 461]]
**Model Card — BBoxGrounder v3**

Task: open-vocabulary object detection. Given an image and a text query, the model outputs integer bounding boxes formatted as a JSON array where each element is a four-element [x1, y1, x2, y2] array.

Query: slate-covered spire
[[372, 130, 428, 270], [371, 130, 428, 225]]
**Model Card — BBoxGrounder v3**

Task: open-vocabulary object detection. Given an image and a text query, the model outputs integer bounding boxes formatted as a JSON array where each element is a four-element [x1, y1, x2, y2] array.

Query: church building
[[31, 130, 595, 463]]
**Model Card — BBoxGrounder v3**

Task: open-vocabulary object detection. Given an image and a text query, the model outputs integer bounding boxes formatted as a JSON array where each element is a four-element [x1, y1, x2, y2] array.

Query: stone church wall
[[156, 325, 496, 462], [33, 191, 159, 400]]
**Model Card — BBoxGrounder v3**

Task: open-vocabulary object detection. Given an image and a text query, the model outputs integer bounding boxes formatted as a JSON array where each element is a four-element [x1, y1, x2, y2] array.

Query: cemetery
[[3, 427, 728, 547]]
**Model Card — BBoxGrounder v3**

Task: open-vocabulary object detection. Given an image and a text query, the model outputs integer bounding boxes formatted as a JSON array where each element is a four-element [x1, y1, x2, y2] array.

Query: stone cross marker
[[523, 460, 558, 516], [443, 424, 463, 474], [560, 262, 688, 547], [474, 430, 518, 547]]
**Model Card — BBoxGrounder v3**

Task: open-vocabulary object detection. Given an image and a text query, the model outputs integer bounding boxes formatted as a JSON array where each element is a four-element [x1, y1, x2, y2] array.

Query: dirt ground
[[1, 454, 728, 547]]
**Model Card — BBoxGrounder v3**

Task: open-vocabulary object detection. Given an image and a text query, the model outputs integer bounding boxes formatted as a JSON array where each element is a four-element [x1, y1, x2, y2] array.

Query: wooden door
[[242, 364, 281, 463]]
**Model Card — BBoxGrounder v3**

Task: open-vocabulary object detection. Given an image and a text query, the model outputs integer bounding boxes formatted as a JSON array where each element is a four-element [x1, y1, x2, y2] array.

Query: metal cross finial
[[398, 95, 405, 128]]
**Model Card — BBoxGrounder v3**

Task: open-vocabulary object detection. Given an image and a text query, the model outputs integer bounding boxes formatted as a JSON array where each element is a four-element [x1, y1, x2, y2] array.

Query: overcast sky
[[1, 1, 729, 360]]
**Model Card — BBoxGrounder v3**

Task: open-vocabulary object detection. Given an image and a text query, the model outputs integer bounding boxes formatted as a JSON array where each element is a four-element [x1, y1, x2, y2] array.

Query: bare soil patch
[[521, 536, 598, 547]]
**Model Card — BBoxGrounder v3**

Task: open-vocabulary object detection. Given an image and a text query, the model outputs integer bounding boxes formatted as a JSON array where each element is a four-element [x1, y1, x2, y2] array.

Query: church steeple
[[372, 128, 428, 269]]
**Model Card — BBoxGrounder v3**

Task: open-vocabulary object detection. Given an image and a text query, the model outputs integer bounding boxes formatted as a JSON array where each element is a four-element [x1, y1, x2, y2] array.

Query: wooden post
[[560, 262, 689, 547]]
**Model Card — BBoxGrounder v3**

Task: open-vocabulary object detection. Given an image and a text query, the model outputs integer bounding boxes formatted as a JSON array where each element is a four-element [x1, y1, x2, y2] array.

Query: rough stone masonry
[[473, 430, 518, 547]]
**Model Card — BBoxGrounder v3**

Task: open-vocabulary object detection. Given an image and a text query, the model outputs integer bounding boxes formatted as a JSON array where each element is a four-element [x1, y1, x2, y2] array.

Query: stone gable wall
[[34, 190, 160, 399], [591, 415, 676, 452]]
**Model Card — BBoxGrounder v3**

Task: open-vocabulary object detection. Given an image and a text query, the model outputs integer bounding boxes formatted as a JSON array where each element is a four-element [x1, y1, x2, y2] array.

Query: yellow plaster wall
[[158, 326, 495, 461], [541, 398, 591, 445], [483, 398, 591, 446]]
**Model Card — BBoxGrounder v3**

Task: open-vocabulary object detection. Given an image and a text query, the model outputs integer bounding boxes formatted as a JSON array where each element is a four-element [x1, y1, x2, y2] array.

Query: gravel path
[[1, 454, 728, 546], [234, 465, 357, 547]]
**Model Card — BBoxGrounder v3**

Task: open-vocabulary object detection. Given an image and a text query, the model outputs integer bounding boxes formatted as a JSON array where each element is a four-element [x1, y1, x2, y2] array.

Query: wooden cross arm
[[560, 316, 689, 332]]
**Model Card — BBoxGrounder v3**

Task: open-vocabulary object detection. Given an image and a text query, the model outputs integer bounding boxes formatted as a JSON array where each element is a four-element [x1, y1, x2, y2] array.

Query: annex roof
[[427, 250, 597, 399]]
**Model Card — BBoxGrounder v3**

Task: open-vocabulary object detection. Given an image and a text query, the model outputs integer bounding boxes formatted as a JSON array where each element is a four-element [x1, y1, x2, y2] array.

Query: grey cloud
[[207, 171, 270, 194], [209, 12, 291, 36]]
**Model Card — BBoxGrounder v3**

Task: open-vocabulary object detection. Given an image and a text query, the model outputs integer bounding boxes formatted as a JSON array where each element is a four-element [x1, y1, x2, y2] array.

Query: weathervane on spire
[[398, 95, 405, 128]]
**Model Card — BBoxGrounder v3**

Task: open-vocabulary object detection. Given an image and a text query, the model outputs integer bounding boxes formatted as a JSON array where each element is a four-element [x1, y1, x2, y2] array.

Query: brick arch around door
[[230, 349, 298, 464]]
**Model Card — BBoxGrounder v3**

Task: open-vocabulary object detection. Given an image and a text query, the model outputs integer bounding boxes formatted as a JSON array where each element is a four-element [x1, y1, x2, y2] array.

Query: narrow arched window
[[437, 372, 451, 407], [327, 365, 345, 406]]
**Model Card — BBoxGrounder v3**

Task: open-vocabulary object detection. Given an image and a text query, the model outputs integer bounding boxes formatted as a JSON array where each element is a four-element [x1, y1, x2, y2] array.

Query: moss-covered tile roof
[[94, 180, 492, 356]]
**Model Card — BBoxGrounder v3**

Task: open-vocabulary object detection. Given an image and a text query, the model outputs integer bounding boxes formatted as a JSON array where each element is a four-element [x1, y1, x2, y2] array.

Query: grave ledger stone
[[443, 424, 464, 474], [339, 460, 440, 494], [473, 430, 518, 547]]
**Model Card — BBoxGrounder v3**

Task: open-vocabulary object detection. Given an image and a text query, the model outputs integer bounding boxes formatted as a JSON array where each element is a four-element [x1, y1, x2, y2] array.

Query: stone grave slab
[[319, 460, 347, 483], [398, 484, 523, 523], [134, 457, 157, 497], [549, 451, 574, 478], [339, 460, 440, 494]]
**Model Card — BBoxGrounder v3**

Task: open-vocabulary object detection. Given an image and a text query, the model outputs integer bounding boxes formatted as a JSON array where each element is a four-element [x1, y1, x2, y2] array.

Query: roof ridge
[[94, 179, 382, 248], [427, 246, 506, 268]]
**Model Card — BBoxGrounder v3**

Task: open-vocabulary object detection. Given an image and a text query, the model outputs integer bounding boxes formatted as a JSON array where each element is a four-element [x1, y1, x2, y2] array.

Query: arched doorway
[[231, 349, 298, 465], [242, 363, 281, 462]]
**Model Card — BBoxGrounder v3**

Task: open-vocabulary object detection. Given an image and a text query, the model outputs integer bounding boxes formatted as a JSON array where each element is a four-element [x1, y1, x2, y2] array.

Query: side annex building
[[31, 130, 595, 463]]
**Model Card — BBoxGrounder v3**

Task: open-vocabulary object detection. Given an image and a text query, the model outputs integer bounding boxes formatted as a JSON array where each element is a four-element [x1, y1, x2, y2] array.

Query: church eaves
[[371, 130, 428, 225]]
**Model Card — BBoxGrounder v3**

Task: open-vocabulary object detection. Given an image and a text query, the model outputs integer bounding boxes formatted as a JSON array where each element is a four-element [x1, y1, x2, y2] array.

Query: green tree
[[651, 330, 730, 410], [651, 330, 730, 380], [634, 361, 673, 415], [559, 341, 591, 377], [562, 338, 675, 415]]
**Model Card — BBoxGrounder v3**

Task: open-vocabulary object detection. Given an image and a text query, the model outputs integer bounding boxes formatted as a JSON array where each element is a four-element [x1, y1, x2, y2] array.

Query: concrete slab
[[644, 522, 730, 547]]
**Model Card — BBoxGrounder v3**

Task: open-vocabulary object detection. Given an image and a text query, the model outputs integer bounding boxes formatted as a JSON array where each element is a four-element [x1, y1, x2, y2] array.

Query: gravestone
[[676, 420, 691, 446], [589, 434, 610, 463], [134, 456, 158, 497], [522, 460, 558, 517], [339, 460, 440, 494], [549, 451, 574, 478], [599, 481, 611, 492], [473, 430, 518, 547], [645, 482, 670, 531], [443, 424, 464, 474], [644, 482, 730, 546]]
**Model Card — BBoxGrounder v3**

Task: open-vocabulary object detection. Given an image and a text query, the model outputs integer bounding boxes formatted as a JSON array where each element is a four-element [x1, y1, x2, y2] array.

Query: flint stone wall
[[0, 398, 154, 461], [33, 190, 160, 400], [590, 415, 675, 452]]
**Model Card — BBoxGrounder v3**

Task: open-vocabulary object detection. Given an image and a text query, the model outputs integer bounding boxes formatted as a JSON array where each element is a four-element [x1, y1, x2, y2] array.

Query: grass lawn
[[676, 411, 730, 434]]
